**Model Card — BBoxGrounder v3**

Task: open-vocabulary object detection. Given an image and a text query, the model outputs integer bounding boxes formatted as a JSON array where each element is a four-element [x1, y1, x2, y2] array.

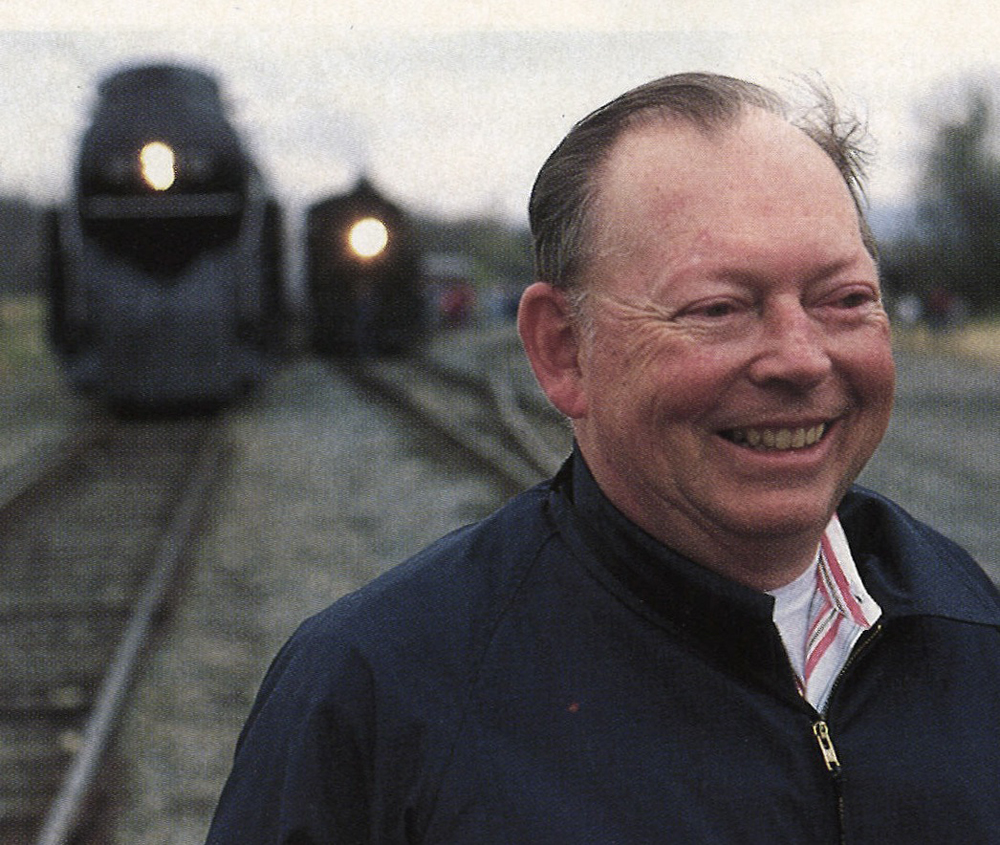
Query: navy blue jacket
[[206, 456, 1000, 843]]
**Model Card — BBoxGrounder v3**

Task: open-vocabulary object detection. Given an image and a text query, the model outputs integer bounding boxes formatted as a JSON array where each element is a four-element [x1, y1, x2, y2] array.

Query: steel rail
[[348, 346, 567, 495], [0, 416, 113, 516], [478, 336, 564, 481], [350, 360, 541, 494], [33, 427, 227, 845]]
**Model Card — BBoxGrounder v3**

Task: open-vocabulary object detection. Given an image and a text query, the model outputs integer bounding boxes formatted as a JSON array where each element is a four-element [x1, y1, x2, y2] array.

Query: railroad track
[[0, 414, 229, 845], [347, 335, 571, 494]]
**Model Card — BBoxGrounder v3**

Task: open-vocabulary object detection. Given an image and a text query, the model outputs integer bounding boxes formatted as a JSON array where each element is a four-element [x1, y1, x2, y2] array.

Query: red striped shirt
[[799, 515, 881, 708]]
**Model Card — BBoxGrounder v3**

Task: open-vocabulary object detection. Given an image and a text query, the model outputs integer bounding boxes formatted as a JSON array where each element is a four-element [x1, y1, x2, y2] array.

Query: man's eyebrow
[[677, 254, 875, 287]]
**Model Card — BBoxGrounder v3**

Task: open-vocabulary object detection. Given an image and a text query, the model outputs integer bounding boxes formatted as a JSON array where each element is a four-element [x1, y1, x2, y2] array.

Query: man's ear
[[517, 281, 588, 419]]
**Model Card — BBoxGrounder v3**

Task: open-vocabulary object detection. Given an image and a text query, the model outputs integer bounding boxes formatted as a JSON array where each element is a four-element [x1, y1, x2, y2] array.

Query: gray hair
[[528, 72, 876, 298]]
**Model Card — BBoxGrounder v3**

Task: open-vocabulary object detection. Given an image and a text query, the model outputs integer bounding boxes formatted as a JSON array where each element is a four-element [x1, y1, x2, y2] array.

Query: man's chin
[[716, 491, 842, 544]]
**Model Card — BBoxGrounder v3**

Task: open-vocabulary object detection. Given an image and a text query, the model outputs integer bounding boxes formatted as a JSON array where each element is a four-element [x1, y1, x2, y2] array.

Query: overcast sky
[[1, 0, 999, 225]]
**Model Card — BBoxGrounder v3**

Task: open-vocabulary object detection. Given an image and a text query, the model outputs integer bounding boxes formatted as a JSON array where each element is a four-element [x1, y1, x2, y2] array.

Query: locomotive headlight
[[348, 217, 389, 259], [140, 141, 176, 191]]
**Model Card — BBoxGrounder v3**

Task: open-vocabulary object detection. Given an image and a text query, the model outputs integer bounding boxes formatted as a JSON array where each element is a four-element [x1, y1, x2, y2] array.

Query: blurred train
[[46, 63, 286, 412], [306, 178, 426, 356]]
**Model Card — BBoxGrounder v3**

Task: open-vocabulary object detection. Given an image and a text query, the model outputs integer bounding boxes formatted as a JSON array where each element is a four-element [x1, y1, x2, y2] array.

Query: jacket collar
[[550, 451, 801, 702], [838, 486, 1000, 627], [547, 450, 1000, 699]]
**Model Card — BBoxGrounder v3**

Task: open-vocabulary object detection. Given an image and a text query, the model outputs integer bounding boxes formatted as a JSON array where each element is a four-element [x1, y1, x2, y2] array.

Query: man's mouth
[[721, 422, 828, 451]]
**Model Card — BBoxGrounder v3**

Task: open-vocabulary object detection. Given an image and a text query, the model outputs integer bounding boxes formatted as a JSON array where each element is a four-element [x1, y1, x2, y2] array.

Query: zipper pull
[[812, 720, 842, 775]]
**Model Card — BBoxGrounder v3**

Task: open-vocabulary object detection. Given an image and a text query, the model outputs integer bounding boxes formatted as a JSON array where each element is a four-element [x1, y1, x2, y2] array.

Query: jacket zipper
[[823, 621, 883, 716], [811, 719, 846, 844], [812, 720, 841, 774], [809, 621, 884, 844]]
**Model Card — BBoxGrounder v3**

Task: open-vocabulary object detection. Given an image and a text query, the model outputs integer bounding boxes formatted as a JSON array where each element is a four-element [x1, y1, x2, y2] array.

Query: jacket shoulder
[[206, 483, 564, 843], [840, 485, 1000, 622]]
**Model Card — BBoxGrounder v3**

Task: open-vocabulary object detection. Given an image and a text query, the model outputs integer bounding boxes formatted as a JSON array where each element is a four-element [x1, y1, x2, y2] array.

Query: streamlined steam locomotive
[[47, 62, 286, 411], [306, 178, 426, 355]]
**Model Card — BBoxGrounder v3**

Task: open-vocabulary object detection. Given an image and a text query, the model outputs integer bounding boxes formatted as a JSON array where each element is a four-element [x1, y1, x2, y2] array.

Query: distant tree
[[0, 196, 45, 293], [906, 80, 1000, 314]]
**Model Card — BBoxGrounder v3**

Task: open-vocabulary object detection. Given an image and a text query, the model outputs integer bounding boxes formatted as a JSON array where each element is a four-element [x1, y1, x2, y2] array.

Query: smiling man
[[207, 74, 1000, 844], [521, 90, 896, 593]]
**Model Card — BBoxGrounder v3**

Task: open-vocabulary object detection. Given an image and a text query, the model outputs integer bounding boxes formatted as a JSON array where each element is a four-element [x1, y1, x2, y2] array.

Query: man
[[207, 73, 1000, 843]]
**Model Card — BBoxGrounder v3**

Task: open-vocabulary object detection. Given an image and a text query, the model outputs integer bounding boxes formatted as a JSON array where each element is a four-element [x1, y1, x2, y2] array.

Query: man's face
[[570, 111, 895, 569]]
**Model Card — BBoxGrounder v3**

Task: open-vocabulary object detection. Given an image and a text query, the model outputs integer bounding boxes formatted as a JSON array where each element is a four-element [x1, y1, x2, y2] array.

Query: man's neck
[[672, 531, 824, 592]]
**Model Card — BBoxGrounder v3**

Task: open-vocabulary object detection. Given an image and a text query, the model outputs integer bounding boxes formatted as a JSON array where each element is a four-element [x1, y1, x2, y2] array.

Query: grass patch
[[952, 320, 1000, 366], [0, 295, 55, 380], [894, 317, 1000, 367]]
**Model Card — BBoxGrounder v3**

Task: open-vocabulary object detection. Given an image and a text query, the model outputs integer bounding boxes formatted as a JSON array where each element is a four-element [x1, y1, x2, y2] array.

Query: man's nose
[[747, 300, 833, 389]]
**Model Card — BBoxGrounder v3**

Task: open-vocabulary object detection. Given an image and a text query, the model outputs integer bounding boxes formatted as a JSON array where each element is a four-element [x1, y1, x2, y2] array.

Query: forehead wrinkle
[[592, 192, 870, 305]]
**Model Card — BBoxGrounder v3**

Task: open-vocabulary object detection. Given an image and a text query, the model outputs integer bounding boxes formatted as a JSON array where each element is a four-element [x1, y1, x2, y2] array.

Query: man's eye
[[691, 301, 740, 318], [843, 292, 872, 307], [832, 289, 877, 309]]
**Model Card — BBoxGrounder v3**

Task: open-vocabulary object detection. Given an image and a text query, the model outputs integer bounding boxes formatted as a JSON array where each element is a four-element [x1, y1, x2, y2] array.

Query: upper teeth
[[727, 423, 827, 450]]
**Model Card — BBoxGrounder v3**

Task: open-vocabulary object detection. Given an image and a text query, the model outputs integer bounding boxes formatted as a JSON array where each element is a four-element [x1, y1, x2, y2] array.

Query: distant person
[[206, 72, 1000, 843], [925, 285, 955, 331]]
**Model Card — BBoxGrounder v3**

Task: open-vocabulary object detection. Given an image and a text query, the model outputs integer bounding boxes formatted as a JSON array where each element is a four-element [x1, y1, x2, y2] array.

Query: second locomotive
[[306, 178, 426, 356]]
